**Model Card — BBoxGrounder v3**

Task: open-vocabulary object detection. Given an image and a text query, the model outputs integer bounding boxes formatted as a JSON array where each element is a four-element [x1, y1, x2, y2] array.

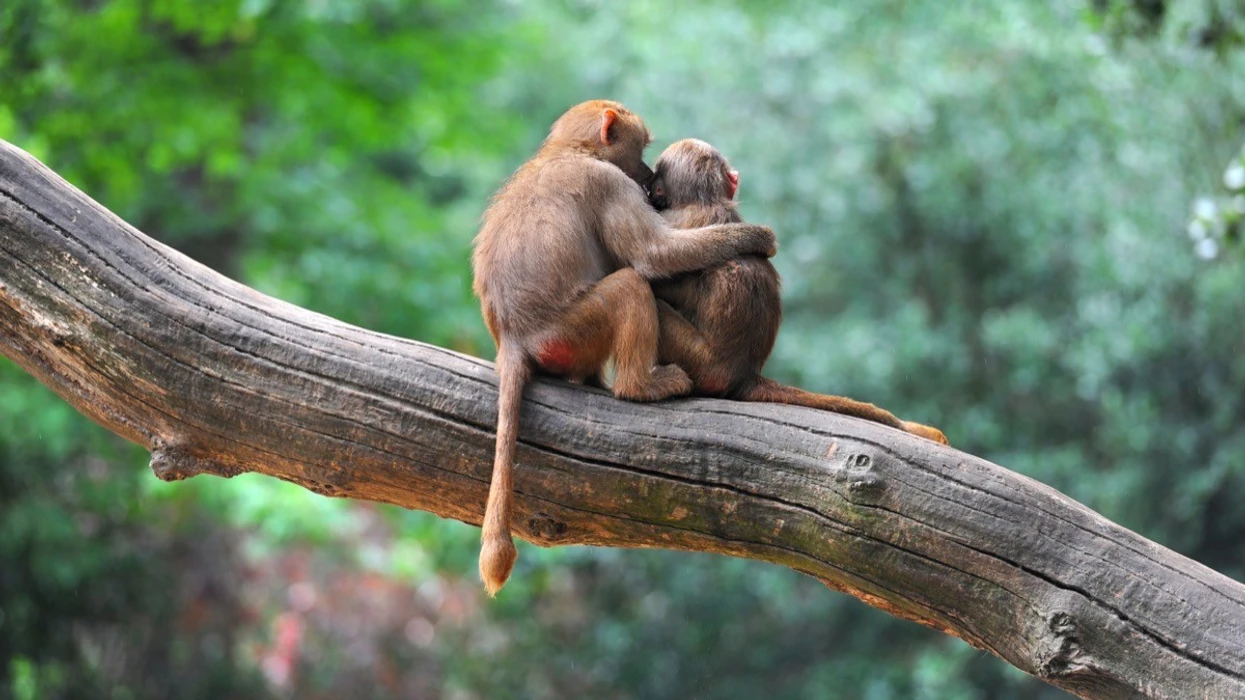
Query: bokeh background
[[3, 1, 1245, 698]]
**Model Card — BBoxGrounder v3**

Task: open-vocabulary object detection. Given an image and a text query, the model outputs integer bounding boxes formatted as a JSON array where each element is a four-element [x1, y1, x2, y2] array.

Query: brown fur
[[650, 139, 948, 444], [471, 104, 777, 596]]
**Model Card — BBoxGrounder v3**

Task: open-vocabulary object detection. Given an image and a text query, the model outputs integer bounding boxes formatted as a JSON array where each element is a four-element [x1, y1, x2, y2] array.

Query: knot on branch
[[829, 445, 887, 504], [525, 513, 570, 544], [150, 445, 241, 481], [1037, 611, 1086, 679]]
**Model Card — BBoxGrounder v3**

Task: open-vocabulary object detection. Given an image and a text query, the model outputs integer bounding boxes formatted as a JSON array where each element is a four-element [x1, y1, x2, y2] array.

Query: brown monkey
[[650, 138, 947, 445], [471, 102, 777, 596]]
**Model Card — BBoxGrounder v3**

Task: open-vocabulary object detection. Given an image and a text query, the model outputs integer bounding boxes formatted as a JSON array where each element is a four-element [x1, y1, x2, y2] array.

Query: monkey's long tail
[[737, 378, 941, 443], [743, 378, 948, 444], [741, 377, 902, 426], [479, 344, 531, 597]]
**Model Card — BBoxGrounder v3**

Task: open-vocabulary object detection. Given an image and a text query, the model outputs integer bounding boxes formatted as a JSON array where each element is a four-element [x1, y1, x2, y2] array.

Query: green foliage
[[1, 0, 530, 351], [3, 0, 1245, 697], [1186, 142, 1245, 256], [1091, 0, 1245, 52], [1, 0, 528, 695], [0, 362, 271, 698]]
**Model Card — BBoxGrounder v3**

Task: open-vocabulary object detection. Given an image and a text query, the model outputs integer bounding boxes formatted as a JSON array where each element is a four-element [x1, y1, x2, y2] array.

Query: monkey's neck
[[665, 201, 742, 228]]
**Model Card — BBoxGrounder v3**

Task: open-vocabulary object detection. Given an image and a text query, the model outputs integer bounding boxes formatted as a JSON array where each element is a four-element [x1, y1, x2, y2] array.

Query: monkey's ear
[[726, 169, 740, 200], [600, 109, 619, 146]]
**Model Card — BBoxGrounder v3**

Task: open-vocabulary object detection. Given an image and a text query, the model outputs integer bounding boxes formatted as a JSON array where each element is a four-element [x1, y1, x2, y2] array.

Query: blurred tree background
[[2, 0, 1245, 697]]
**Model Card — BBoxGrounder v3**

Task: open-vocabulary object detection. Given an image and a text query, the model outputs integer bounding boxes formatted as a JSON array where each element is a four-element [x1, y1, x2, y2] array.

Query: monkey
[[648, 138, 948, 445], [470, 102, 777, 596]]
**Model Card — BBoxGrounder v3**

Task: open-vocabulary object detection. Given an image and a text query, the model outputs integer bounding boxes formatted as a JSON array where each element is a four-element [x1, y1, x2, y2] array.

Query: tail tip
[[479, 534, 518, 597], [903, 421, 949, 446]]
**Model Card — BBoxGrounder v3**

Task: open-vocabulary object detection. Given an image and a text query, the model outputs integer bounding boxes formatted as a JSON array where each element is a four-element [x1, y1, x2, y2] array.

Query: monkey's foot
[[903, 421, 949, 446], [614, 364, 693, 402]]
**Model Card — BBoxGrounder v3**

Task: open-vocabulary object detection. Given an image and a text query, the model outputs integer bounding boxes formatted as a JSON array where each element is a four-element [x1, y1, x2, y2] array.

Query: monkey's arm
[[636, 225, 777, 280], [597, 176, 776, 280], [652, 275, 701, 311]]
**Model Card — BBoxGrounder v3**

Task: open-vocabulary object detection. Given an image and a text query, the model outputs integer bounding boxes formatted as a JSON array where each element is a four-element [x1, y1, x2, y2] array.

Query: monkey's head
[[649, 138, 739, 212], [547, 100, 654, 189]]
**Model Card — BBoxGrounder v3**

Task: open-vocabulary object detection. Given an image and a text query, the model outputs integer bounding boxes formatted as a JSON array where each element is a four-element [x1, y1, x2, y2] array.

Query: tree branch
[[1, 139, 1242, 699]]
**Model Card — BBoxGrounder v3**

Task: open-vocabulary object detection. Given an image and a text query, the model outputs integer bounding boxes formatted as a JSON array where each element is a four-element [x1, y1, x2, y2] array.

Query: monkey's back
[[472, 154, 617, 342], [656, 203, 782, 395]]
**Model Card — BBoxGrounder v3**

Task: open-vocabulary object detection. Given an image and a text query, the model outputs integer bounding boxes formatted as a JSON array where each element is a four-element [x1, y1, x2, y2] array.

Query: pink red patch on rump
[[536, 339, 577, 375]]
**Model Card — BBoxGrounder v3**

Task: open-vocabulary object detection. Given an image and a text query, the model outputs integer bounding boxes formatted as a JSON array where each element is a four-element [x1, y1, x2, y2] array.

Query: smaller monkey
[[650, 138, 947, 444]]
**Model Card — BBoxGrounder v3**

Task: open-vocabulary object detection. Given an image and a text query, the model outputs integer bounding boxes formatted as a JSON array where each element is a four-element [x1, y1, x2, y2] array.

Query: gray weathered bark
[[1, 139, 1243, 699]]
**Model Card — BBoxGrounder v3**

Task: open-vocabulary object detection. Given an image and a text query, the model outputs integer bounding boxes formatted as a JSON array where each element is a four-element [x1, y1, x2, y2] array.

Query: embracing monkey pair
[[471, 100, 947, 596]]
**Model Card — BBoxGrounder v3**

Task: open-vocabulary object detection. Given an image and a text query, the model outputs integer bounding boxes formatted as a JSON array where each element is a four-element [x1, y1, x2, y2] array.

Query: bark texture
[[1, 139, 1243, 699]]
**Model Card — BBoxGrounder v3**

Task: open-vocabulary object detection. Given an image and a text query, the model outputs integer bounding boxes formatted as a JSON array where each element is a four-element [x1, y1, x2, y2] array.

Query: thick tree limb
[[1, 139, 1242, 699]]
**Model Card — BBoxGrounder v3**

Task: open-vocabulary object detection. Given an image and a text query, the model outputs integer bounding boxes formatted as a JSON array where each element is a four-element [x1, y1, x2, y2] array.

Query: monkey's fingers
[[902, 421, 949, 446], [748, 226, 777, 257]]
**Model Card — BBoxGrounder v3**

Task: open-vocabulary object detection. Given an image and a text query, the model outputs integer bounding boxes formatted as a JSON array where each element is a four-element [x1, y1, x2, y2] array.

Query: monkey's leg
[[694, 259, 781, 384], [652, 273, 703, 315], [656, 300, 734, 397], [536, 269, 691, 402], [656, 257, 780, 397]]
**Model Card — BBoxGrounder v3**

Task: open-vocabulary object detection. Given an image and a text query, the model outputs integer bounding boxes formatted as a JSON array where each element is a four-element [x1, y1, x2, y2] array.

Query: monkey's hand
[[733, 224, 777, 258]]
